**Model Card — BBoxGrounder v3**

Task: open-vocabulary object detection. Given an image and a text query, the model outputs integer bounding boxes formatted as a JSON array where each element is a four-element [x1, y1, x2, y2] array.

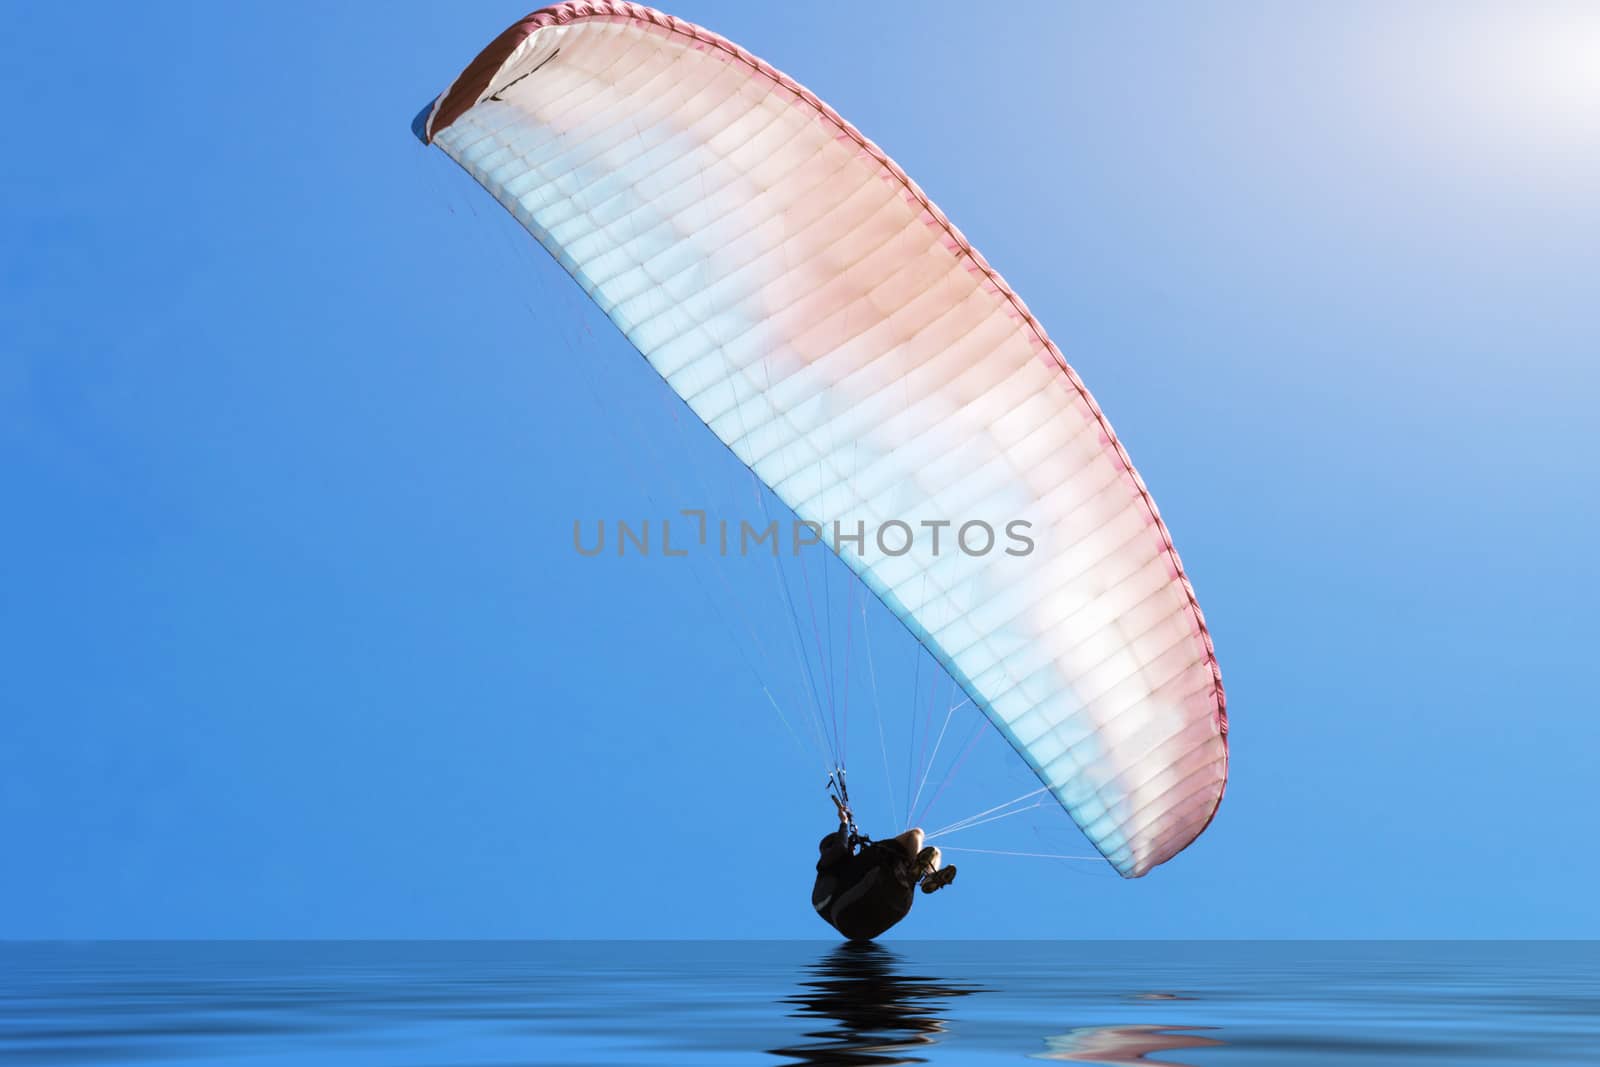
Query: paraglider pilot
[[813, 777, 956, 940]]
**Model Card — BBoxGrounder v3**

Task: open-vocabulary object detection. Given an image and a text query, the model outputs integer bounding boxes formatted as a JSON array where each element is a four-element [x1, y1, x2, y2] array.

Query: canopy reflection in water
[[1036, 1023, 1224, 1066]]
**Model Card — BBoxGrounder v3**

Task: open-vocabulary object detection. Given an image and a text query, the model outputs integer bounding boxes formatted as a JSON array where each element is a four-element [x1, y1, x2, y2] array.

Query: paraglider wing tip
[[410, 97, 437, 145]]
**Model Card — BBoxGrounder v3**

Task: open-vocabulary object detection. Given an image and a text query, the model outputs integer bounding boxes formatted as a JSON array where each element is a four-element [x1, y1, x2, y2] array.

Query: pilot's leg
[[887, 827, 924, 861]]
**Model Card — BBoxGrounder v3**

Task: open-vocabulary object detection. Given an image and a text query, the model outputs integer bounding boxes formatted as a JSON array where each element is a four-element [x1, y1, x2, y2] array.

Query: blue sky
[[3, 1, 1597, 939]]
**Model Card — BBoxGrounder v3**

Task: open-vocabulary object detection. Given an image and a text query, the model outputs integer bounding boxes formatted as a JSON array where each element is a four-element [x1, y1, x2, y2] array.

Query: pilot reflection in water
[[769, 941, 979, 1065]]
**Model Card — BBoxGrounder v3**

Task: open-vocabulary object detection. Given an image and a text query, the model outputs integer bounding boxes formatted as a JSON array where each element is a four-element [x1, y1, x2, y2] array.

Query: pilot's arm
[[816, 823, 852, 871]]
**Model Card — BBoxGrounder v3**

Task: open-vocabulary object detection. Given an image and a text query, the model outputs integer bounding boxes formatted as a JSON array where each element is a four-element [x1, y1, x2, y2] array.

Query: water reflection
[[769, 942, 982, 1065], [1035, 1023, 1223, 1066], [4, 942, 1597, 1065]]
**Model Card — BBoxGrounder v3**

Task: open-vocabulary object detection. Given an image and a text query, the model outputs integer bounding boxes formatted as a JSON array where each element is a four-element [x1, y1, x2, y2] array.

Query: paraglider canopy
[[413, 1, 1227, 877]]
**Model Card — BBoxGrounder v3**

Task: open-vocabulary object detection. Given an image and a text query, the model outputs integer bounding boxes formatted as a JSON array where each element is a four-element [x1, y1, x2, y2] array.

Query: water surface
[[3, 941, 1596, 1065]]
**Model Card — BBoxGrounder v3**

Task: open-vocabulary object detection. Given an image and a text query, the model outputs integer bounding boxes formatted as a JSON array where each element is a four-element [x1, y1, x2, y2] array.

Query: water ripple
[[1, 941, 1596, 1065]]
